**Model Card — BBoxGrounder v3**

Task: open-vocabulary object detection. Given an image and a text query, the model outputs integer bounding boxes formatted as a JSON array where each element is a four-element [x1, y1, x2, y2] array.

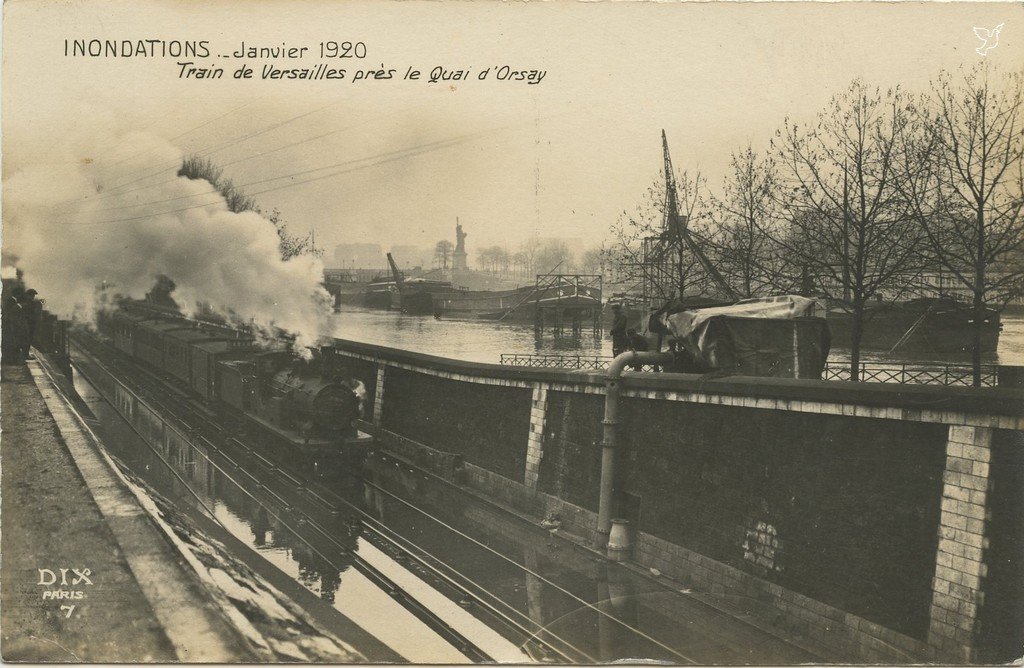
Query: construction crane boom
[[660, 130, 739, 301], [385, 252, 405, 292]]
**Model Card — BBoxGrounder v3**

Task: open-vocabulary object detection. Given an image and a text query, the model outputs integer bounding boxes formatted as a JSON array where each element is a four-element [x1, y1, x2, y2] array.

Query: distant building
[[333, 243, 384, 269], [390, 245, 433, 270]]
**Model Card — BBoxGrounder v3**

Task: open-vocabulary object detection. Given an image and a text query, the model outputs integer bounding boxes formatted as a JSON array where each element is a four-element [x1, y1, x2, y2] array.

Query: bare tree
[[434, 240, 453, 270], [902, 66, 1024, 385], [264, 208, 322, 261], [578, 246, 605, 276], [179, 155, 257, 214], [477, 245, 508, 273], [178, 155, 319, 261], [535, 240, 574, 275], [511, 250, 530, 279], [605, 170, 715, 303], [772, 80, 925, 380], [709, 146, 787, 297], [518, 238, 541, 277]]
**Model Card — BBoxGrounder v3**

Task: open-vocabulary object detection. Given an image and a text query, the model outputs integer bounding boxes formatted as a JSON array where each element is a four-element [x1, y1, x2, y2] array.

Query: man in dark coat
[[19, 288, 41, 352], [609, 304, 628, 357], [3, 286, 28, 364]]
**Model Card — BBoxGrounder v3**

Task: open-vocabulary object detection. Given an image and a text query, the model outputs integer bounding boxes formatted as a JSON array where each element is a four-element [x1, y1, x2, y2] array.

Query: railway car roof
[[190, 339, 250, 352], [136, 320, 194, 333], [164, 328, 237, 342], [111, 311, 157, 323]]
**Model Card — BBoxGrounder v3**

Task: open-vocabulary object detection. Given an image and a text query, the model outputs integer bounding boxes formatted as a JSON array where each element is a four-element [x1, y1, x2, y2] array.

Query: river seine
[[330, 306, 1024, 367]]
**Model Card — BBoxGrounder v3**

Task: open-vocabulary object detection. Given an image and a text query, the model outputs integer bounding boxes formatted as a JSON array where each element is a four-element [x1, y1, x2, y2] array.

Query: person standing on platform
[[2, 286, 28, 364], [610, 303, 628, 357], [19, 288, 41, 355]]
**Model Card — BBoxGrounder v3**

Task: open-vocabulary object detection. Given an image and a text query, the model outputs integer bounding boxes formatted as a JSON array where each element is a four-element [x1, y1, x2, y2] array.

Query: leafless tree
[[772, 80, 926, 380], [264, 208, 322, 261], [511, 251, 530, 279], [709, 146, 788, 297], [178, 155, 320, 261], [535, 240, 574, 275], [434, 240, 453, 270], [518, 238, 542, 277], [605, 170, 715, 303], [901, 66, 1024, 385], [578, 246, 605, 276], [477, 245, 509, 273], [179, 155, 257, 214]]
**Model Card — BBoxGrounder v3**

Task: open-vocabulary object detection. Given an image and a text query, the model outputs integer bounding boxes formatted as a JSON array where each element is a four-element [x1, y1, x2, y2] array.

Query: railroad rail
[[499, 353, 998, 387], [68, 333, 761, 664]]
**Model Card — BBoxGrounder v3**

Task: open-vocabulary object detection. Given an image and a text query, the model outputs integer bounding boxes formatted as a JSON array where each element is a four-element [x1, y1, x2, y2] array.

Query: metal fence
[[822, 361, 998, 387], [499, 354, 662, 372], [500, 354, 612, 370], [499, 353, 999, 387]]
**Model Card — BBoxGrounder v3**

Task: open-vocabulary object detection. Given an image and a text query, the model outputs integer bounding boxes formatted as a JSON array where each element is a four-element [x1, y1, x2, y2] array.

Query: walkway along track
[[69, 332, 818, 664]]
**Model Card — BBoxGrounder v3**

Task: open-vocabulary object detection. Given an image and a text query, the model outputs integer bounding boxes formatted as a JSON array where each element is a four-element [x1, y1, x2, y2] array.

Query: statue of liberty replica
[[453, 220, 468, 271]]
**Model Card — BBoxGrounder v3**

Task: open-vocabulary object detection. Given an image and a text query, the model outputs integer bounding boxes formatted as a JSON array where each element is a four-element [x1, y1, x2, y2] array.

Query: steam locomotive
[[94, 305, 369, 454]]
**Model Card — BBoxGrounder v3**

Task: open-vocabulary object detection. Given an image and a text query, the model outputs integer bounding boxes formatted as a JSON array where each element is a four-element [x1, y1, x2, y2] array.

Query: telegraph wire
[[94, 131, 475, 213], [95, 103, 339, 197], [103, 102, 255, 169], [50, 128, 487, 226], [93, 122, 365, 211]]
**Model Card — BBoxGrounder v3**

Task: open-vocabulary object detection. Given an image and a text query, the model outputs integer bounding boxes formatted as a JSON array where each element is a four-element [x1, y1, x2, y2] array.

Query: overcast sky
[[4, 1, 1022, 263]]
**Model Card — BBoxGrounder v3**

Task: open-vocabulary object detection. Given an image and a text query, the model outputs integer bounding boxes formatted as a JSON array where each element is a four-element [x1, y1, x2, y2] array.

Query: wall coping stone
[[332, 338, 1024, 420]]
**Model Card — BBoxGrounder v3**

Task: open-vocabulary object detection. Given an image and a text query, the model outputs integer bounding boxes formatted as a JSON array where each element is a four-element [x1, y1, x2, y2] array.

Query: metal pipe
[[596, 350, 674, 548]]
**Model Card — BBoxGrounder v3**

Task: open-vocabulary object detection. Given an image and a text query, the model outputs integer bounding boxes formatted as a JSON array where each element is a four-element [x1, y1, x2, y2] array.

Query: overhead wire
[[103, 102, 255, 169], [94, 129, 481, 213], [95, 103, 339, 198], [51, 121, 522, 226]]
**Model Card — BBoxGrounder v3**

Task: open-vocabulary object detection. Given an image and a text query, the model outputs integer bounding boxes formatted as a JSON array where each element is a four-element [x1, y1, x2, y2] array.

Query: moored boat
[[826, 297, 1001, 354]]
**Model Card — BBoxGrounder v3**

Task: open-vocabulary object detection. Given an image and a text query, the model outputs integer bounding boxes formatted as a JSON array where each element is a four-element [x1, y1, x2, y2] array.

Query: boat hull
[[827, 301, 1001, 354], [411, 284, 603, 319]]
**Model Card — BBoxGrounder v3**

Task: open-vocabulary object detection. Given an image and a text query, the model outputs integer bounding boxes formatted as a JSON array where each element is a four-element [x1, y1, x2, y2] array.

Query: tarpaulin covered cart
[[661, 295, 831, 379]]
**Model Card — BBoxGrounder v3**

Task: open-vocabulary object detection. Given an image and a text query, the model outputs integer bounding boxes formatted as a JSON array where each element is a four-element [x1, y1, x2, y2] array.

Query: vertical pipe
[[597, 350, 673, 549]]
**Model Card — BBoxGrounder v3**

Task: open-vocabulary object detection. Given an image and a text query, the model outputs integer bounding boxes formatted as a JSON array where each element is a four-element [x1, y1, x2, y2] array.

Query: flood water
[[330, 306, 1024, 367], [68, 347, 818, 663]]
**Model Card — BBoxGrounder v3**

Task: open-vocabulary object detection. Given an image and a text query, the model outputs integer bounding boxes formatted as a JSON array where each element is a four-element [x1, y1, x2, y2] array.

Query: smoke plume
[[3, 128, 333, 351]]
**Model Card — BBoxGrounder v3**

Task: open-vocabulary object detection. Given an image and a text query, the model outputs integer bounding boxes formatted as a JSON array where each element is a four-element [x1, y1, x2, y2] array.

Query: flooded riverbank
[[330, 306, 1024, 367]]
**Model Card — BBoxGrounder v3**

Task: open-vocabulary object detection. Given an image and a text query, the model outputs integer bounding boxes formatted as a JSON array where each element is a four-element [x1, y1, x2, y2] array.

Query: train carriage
[[161, 328, 240, 387], [216, 359, 256, 412], [190, 337, 254, 402], [134, 320, 191, 370], [104, 311, 154, 356]]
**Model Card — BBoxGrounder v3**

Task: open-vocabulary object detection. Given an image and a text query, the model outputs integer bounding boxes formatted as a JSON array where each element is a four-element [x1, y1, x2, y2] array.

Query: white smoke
[[3, 127, 333, 352]]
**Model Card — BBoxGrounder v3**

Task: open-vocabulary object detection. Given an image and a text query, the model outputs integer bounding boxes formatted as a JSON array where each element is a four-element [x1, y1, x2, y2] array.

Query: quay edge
[[1, 357, 378, 663], [325, 336, 1024, 664]]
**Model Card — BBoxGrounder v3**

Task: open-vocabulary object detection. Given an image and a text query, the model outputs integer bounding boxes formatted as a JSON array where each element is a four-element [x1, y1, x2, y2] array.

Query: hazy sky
[[4, 1, 1023, 263]]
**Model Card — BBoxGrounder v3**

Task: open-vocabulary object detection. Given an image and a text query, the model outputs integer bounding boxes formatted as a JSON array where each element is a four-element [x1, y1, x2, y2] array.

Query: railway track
[[68, 332, 817, 665], [70, 335, 598, 661]]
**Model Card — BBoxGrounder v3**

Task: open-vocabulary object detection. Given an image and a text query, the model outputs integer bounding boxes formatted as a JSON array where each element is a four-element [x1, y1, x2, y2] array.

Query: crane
[[659, 130, 739, 302]]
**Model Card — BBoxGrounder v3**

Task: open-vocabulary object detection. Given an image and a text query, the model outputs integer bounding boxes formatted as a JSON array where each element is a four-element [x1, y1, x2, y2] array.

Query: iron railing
[[500, 353, 999, 387], [499, 354, 660, 372], [822, 361, 998, 387]]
